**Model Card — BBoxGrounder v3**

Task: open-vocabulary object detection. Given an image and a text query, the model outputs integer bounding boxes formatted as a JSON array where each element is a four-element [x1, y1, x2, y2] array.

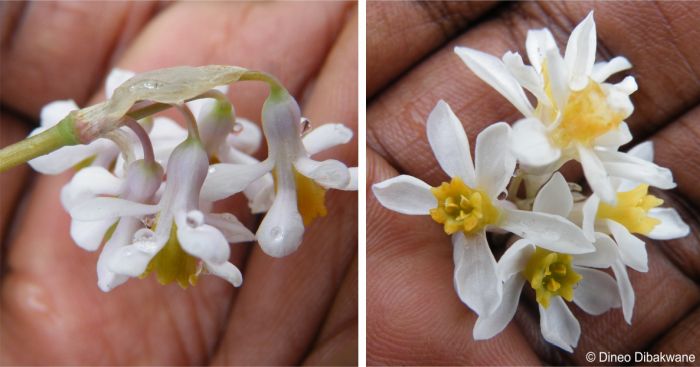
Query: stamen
[[429, 177, 500, 235], [523, 247, 582, 308], [596, 184, 663, 234]]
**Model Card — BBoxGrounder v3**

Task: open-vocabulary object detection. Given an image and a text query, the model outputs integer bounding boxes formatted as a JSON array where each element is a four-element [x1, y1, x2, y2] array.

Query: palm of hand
[[367, 2, 700, 364], [1, 2, 357, 365]]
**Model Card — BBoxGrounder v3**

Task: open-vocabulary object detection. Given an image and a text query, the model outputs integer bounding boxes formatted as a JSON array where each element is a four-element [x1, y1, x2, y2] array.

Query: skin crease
[[367, 1, 700, 365], [0, 2, 357, 365]]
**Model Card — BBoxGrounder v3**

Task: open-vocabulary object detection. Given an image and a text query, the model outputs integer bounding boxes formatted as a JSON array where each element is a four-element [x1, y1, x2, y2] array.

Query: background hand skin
[[0, 2, 357, 365], [367, 1, 700, 365]]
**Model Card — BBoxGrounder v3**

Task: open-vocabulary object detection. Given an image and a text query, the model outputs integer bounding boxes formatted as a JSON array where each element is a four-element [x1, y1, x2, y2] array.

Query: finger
[[368, 1, 700, 180], [0, 2, 160, 117], [367, 148, 541, 365], [367, 1, 500, 97], [650, 306, 700, 356], [211, 9, 357, 364], [0, 115, 31, 245], [303, 255, 358, 366]]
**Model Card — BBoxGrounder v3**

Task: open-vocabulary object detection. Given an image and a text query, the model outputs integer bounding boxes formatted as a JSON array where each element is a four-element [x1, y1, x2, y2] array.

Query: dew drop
[[232, 122, 244, 134]]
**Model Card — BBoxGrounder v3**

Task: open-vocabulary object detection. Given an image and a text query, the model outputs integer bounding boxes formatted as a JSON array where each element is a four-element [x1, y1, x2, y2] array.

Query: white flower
[[372, 101, 593, 317], [579, 141, 690, 274], [454, 11, 674, 203], [70, 135, 253, 289], [474, 173, 623, 352], [201, 89, 353, 258]]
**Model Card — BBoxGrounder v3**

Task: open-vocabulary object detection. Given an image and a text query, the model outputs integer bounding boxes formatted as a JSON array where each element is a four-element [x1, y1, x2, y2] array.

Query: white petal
[[302, 123, 353, 156], [452, 231, 502, 316], [581, 194, 600, 241], [246, 174, 275, 214], [201, 159, 274, 202], [205, 213, 255, 243], [426, 100, 476, 185], [564, 11, 596, 91], [544, 48, 570, 111], [338, 167, 358, 191], [105, 69, 136, 99], [612, 260, 635, 324], [60, 167, 124, 210], [603, 80, 636, 119], [626, 141, 654, 162], [539, 297, 580, 352], [39, 100, 79, 128], [473, 276, 525, 340], [594, 122, 632, 148], [228, 118, 262, 155], [525, 28, 558, 71], [256, 168, 305, 258], [497, 239, 535, 281], [573, 233, 618, 268], [97, 218, 140, 292], [597, 149, 675, 189], [499, 208, 594, 254], [573, 267, 621, 315], [591, 56, 632, 83], [70, 197, 159, 221], [578, 145, 616, 204], [204, 260, 243, 287], [502, 52, 549, 105], [510, 118, 561, 167], [533, 172, 572, 217], [614, 75, 638, 95], [294, 156, 350, 189], [176, 211, 230, 264], [606, 220, 648, 272], [371, 175, 435, 215], [647, 208, 690, 240], [28, 144, 100, 175], [475, 122, 516, 199], [454, 47, 534, 117], [70, 219, 117, 251]]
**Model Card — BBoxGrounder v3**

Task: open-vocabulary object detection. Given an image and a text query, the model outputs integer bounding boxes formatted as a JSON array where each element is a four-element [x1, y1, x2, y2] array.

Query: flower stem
[[0, 115, 79, 173], [125, 118, 155, 164], [176, 103, 200, 140]]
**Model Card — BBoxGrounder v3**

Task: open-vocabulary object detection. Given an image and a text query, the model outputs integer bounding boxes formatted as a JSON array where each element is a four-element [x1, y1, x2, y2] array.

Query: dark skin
[[367, 1, 700, 365], [0, 2, 357, 365]]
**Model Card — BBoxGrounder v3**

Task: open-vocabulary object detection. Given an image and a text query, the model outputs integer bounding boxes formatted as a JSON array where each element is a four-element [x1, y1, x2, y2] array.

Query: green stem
[[240, 70, 287, 97], [0, 116, 79, 173]]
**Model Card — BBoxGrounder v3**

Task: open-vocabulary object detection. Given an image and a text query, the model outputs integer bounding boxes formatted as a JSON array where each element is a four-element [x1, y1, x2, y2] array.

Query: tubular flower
[[454, 11, 674, 203], [71, 135, 253, 289], [201, 88, 353, 258], [473, 173, 623, 352], [372, 101, 593, 317]]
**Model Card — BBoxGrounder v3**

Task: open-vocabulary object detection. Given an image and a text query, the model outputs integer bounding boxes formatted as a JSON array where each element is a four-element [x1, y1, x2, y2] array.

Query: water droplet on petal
[[232, 122, 244, 134], [186, 210, 205, 228], [133, 228, 156, 243]]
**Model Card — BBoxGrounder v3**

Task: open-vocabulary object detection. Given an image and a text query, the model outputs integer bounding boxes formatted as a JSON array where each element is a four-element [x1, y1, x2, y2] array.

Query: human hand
[[0, 2, 357, 365], [367, 2, 699, 364]]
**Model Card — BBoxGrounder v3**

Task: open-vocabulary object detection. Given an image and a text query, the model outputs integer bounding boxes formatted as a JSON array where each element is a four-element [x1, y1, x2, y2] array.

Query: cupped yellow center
[[522, 247, 582, 308], [538, 63, 625, 148], [596, 184, 663, 235], [142, 222, 200, 289], [429, 177, 500, 235]]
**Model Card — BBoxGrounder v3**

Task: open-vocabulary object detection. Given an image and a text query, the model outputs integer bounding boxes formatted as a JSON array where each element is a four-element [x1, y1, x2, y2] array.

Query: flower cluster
[[28, 67, 356, 292], [372, 12, 689, 352]]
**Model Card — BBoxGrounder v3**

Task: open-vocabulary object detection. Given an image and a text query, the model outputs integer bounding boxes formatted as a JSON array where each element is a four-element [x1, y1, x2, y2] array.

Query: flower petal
[[302, 123, 354, 156], [294, 156, 350, 189], [176, 211, 230, 264], [626, 141, 654, 162], [29, 143, 101, 175], [573, 233, 618, 268], [97, 218, 140, 292], [511, 118, 561, 168], [499, 208, 594, 254], [70, 218, 118, 251], [606, 219, 648, 272], [473, 276, 525, 340], [544, 48, 570, 112], [201, 159, 275, 202], [647, 208, 690, 240], [578, 145, 616, 204], [371, 175, 435, 215], [564, 11, 596, 91], [581, 194, 600, 242], [338, 167, 358, 191], [256, 167, 305, 258], [205, 212, 255, 243], [39, 100, 79, 128], [70, 197, 159, 221], [228, 118, 262, 155], [60, 167, 124, 211], [105, 68, 136, 99], [591, 56, 632, 83], [452, 231, 502, 316], [426, 100, 476, 185], [502, 51, 549, 104], [204, 260, 243, 287], [475, 122, 516, 199], [533, 172, 572, 217], [573, 267, 621, 315], [454, 47, 534, 117], [497, 239, 535, 281], [597, 149, 675, 190], [594, 122, 632, 148], [525, 28, 558, 71], [539, 297, 581, 353], [612, 260, 635, 324]]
